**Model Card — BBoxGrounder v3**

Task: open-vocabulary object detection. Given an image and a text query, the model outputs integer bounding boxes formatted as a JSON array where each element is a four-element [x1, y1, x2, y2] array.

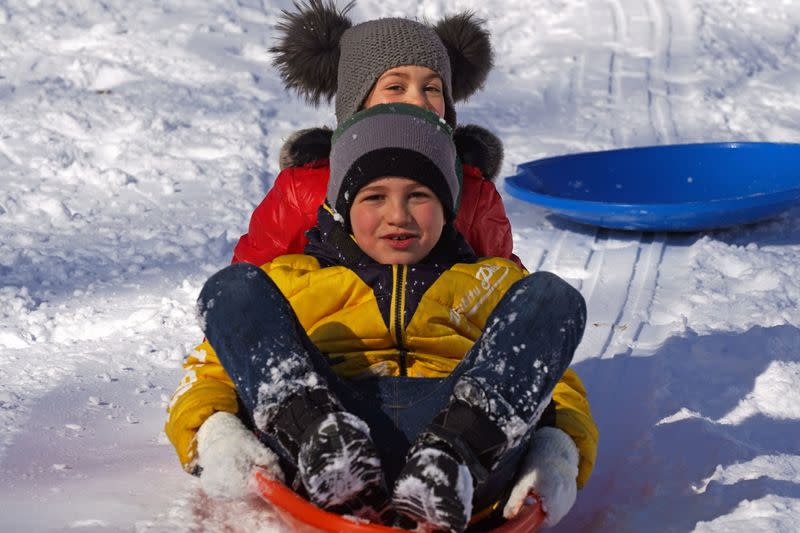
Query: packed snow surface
[[2, 0, 800, 531]]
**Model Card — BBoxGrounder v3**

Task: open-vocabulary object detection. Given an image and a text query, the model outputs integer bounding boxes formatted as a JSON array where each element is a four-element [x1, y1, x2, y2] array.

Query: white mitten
[[503, 427, 579, 528], [196, 411, 284, 498]]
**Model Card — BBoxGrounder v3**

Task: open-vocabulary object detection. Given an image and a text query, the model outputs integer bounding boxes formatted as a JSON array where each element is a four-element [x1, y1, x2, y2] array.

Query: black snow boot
[[392, 432, 474, 532], [391, 400, 509, 532], [299, 411, 390, 521], [268, 388, 389, 521]]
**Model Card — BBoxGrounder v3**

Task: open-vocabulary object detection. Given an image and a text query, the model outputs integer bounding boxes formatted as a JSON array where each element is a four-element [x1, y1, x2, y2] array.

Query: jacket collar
[[304, 204, 477, 268]]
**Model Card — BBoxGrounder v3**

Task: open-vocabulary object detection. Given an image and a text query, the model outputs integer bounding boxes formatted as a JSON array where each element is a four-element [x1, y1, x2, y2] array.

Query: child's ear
[[434, 12, 494, 102], [270, 0, 354, 105]]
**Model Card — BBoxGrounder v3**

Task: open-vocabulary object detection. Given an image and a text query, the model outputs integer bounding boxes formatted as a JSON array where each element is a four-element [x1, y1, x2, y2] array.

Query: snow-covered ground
[[2, 0, 800, 531]]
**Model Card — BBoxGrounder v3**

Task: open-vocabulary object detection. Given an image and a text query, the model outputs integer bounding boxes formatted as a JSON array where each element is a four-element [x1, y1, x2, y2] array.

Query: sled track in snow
[[644, 0, 678, 143], [601, 0, 683, 145], [539, 228, 668, 361], [604, 0, 624, 146], [575, 0, 694, 146], [542, 0, 698, 361]]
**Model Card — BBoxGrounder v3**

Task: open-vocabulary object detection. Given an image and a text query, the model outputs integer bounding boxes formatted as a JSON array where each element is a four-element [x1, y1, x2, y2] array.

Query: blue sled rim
[[504, 142, 800, 232]]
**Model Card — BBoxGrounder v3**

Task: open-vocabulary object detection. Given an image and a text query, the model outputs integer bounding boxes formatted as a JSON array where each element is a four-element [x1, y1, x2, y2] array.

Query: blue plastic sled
[[504, 142, 800, 231]]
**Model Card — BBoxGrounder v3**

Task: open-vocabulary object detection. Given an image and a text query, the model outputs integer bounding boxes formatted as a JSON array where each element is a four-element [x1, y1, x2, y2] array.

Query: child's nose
[[405, 90, 428, 110], [385, 200, 413, 224]]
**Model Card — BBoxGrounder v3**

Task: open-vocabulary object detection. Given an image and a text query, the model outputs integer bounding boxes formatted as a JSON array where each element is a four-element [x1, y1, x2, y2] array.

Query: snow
[[2, 0, 800, 531]]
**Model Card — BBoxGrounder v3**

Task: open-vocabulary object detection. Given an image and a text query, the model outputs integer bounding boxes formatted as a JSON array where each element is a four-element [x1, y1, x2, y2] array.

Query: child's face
[[350, 177, 445, 264], [363, 66, 445, 118]]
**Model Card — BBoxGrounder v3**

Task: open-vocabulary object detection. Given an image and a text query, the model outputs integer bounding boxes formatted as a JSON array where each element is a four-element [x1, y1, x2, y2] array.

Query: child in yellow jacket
[[166, 104, 598, 531]]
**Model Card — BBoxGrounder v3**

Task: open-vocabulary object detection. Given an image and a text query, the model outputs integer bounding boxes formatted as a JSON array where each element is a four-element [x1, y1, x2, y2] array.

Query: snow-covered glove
[[503, 427, 579, 528], [196, 411, 284, 498]]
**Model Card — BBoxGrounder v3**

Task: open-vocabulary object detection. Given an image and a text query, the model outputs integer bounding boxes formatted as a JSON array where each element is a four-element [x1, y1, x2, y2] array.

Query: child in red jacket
[[232, 1, 521, 267]]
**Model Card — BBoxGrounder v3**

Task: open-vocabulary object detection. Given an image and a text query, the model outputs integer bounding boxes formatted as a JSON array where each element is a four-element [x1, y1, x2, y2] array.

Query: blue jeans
[[199, 263, 585, 510]]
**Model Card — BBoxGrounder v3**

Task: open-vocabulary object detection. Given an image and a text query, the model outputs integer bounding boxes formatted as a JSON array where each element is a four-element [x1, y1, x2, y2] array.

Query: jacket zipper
[[391, 265, 408, 376]]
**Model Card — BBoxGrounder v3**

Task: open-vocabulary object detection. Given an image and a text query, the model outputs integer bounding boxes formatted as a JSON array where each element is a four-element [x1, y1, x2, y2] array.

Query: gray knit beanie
[[328, 103, 462, 226], [270, 1, 493, 127], [336, 18, 456, 126]]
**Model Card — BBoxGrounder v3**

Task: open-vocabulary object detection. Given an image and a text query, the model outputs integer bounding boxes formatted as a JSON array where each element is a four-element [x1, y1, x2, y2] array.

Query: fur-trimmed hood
[[278, 124, 504, 181]]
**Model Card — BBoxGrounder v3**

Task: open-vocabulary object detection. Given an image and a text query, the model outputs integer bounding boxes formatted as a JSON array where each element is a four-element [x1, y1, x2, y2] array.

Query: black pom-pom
[[434, 13, 493, 102], [270, 0, 354, 105], [454, 124, 504, 181]]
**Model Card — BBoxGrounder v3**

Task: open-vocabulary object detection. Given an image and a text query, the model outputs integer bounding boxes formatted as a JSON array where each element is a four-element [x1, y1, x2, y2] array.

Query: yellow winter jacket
[[166, 253, 598, 487]]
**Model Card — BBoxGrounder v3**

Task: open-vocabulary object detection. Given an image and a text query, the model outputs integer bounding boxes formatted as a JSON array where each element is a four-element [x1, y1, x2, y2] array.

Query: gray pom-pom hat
[[270, 0, 493, 127], [336, 18, 455, 126]]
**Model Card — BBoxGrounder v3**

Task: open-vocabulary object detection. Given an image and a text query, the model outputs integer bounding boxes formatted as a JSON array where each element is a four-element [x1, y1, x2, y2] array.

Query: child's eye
[[410, 191, 433, 200], [384, 84, 404, 92], [361, 193, 385, 202], [425, 85, 442, 93]]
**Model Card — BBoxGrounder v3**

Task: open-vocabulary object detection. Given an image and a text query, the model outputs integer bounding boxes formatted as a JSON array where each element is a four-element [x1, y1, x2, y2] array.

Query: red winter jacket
[[232, 159, 521, 267]]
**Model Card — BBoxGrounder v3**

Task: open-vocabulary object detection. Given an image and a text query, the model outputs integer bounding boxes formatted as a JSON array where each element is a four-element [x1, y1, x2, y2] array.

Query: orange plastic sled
[[254, 468, 545, 533]]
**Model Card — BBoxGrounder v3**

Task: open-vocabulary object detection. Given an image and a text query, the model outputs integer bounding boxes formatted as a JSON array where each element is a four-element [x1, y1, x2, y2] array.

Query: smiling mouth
[[383, 234, 418, 249]]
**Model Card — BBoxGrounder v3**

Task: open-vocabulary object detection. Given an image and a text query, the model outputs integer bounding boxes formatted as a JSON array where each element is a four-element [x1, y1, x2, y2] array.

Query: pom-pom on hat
[[328, 103, 462, 228], [270, 0, 493, 127]]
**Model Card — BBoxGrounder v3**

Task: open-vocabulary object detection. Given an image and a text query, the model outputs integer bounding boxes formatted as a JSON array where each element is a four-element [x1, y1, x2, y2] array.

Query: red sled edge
[[254, 468, 545, 533]]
